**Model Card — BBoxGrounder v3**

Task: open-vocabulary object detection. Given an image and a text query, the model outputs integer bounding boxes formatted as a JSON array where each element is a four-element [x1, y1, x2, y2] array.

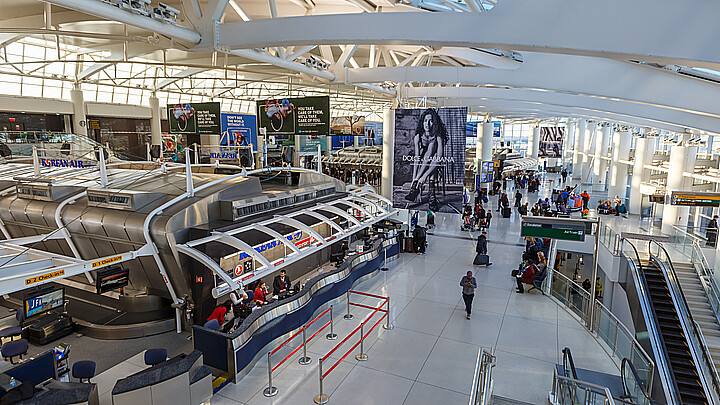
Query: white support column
[[662, 137, 697, 233], [609, 128, 631, 201], [149, 94, 162, 148], [70, 85, 87, 137], [629, 135, 656, 215], [592, 124, 611, 192], [572, 119, 586, 180], [564, 119, 575, 171], [581, 121, 596, 185], [530, 126, 540, 159], [381, 109, 395, 200]]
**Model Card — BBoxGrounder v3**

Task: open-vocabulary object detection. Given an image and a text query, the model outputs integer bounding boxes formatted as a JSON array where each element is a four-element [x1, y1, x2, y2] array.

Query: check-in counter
[[192, 235, 399, 381], [111, 350, 212, 405]]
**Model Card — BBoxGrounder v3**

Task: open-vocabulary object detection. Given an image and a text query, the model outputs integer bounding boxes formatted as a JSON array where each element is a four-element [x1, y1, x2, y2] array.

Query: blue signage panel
[[364, 122, 383, 146], [220, 113, 258, 150], [331, 136, 355, 150]]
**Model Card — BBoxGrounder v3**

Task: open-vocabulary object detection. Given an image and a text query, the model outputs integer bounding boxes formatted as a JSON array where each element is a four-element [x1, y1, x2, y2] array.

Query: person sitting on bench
[[517, 253, 547, 293]]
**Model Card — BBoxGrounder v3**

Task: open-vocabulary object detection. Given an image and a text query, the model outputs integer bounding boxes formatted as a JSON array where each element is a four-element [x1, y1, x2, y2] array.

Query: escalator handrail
[[621, 238, 676, 403], [648, 240, 720, 402], [622, 358, 657, 405], [562, 347, 578, 380]]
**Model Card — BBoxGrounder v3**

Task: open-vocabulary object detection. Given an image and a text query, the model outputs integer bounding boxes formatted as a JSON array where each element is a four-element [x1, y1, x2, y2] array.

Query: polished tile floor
[[211, 195, 621, 405]]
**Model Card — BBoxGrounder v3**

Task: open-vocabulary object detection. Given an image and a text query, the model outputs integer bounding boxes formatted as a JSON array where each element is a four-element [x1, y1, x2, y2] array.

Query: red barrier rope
[[363, 312, 387, 341], [349, 302, 388, 313], [306, 307, 332, 329], [270, 326, 305, 356], [348, 290, 388, 301], [272, 343, 306, 373], [322, 323, 362, 362], [307, 320, 331, 343], [323, 338, 363, 379]]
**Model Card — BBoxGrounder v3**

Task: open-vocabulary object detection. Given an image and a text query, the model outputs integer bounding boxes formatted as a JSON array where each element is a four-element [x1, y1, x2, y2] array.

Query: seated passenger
[[515, 262, 536, 293], [254, 280, 268, 305]]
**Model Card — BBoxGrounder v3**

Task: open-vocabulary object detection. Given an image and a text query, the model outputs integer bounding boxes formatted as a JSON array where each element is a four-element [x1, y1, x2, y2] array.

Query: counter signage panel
[[520, 219, 585, 241], [670, 192, 720, 207]]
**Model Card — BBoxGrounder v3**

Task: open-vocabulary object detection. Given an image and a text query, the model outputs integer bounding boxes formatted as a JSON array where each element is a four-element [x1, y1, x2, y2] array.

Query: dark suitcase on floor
[[474, 254, 490, 266], [404, 236, 415, 252], [502, 207, 511, 218]]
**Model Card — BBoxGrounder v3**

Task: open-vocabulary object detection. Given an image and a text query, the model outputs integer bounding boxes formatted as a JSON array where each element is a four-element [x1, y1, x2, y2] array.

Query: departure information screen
[[670, 192, 720, 207]]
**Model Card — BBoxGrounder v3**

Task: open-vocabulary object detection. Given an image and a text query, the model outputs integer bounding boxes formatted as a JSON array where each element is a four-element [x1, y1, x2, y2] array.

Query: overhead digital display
[[670, 192, 720, 207]]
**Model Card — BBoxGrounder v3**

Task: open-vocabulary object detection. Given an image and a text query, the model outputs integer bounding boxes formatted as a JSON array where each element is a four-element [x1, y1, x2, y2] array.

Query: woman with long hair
[[405, 109, 448, 201]]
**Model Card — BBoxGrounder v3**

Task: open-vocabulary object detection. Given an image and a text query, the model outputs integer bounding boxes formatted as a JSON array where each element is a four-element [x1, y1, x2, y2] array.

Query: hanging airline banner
[[220, 113, 257, 149], [331, 135, 355, 150], [465, 120, 501, 147], [393, 107, 466, 213], [364, 122, 383, 146], [520, 217, 586, 241], [331, 116, 365, 136], [298, 135, 328, 152], [256, 96, 330, 136], [167, 102, 221, 134], [538, 127, 565, 158], [670, 192, 720, 207]]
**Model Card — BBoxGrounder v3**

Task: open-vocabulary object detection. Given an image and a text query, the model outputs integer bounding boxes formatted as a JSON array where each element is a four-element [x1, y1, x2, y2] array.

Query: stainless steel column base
[[263, 387, 278, 397], [382, 324, 394, 330], [343, 314, 353, 320], [326, 333, 338, 340], [298, 357, 312, 365], [355, 354, 368, 361], [314, 394, 329, 404]]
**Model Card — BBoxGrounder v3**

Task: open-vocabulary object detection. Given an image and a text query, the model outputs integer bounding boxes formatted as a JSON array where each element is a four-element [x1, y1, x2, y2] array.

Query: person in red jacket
[[254, 280, 268, 305], [207, 300, 232, 326], [516, 263, 536, 293]]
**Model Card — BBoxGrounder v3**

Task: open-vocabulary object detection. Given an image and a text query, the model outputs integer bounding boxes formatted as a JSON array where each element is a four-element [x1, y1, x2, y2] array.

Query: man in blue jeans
[[460, 271, 477, 320]]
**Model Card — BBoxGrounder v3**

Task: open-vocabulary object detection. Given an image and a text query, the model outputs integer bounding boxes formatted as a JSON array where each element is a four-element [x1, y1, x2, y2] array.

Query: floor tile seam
[[410, 295, 462, 307], [400, 381, 419, 405], [493, 348, 559, 366], [406, 299, 460, 385], [493, 282, 514, 349], [402, 379, 473, 399], [501, 312, 560, 327]]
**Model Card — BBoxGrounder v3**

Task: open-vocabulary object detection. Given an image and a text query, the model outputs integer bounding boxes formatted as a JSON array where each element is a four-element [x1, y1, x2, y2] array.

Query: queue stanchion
[[326, 306, 338, 340], [263, 352, 278, 397], [298, 328, 312, 365], [355, 322, 368, 361], [380, 240, 389, 271], [314, 358, 328, 404], [382, 297, 394, 330], [343, 291, 353, 320]]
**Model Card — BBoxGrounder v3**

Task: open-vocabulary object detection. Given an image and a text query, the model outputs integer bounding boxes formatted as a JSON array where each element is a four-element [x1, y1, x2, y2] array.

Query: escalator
[[641, 258, 708, 404]]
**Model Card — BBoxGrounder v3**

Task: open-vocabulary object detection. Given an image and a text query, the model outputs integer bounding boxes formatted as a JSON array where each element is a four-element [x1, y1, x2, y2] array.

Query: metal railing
[[648, 241, 720, 404], [551, 368, 617, 405], [545, 268, 655, 393], [468, 347, 495, 405], [263, 306, 337, 397], [314, 292, 391, 404], [597, 222, 622, 255], [691, 240, 720, 326], [621, 358, 655, 405]]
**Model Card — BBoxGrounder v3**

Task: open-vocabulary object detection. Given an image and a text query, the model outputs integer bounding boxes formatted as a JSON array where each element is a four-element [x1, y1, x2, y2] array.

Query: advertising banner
[[167, 102, 221, 134], [331, 135, 355, 150], [331, 115, 365, 136], [256, 96, 329, 136], [298, 135, 328, 152], [538, 127, 565, 158], [364, 122, 383, 146], [220, 113, 257, 149], [393, 107, 466, 213]]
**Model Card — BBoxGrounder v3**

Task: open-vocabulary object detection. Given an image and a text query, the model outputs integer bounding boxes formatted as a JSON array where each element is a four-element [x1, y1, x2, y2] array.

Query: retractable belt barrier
[[314, 290, 393, 404], [263, 306, 337, 397]]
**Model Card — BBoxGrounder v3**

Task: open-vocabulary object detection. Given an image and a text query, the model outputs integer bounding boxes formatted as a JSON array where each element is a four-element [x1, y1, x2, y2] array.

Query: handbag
[[511, 269, 520, 277]]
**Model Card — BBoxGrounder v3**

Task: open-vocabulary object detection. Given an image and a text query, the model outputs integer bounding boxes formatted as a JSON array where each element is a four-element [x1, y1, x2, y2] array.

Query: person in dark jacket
[[707, 215, 719, 247], [518, 202, 529, 216], [476, 231, 488, 255], [413, 226, 427, 254], [273, 270, 292, 296], [514, 190, 522, 208], [460, 271, 477, 319]]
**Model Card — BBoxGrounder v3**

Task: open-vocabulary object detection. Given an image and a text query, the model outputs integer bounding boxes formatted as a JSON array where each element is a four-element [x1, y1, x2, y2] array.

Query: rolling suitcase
[[502, 207, 511, 218], [473, 254, 490, 266], [404, 236, 415, 252]]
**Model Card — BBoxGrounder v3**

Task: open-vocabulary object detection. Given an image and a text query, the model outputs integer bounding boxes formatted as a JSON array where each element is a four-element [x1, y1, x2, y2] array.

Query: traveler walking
[[460, 271, 477, 319], [561, 168, 568, 183], [707, 215, 719, 247]]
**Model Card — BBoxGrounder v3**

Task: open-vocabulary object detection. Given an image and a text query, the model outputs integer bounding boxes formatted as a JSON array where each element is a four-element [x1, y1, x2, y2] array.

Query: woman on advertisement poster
[[405, 109, 448, 203]]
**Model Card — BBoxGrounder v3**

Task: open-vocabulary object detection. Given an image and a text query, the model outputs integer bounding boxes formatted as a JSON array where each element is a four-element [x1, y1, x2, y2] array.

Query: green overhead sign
[[670, 192, 720, 207], [520, 218, 586, 241]]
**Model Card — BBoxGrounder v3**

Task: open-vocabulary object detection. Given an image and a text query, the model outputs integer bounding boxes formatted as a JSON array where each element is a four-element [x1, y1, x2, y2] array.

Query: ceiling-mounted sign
[[520, 218, 586, 241], [648, 194, 666, 203], [256, 96, 330, 136], [167, 102, 221, 134], [669, 192, 720, 207]]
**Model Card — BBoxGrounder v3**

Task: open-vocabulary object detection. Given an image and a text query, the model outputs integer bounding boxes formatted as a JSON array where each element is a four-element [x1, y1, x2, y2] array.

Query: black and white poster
[[393, 107, 466, 213], [539, 127, 565, 158]]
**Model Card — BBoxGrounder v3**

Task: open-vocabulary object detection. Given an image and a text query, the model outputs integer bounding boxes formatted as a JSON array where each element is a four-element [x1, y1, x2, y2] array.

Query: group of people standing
[[325, 164, 381, 186]]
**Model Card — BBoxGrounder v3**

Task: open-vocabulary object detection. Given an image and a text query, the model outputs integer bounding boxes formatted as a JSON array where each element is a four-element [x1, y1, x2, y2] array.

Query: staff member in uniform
[[273, 270, 292, 296]]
